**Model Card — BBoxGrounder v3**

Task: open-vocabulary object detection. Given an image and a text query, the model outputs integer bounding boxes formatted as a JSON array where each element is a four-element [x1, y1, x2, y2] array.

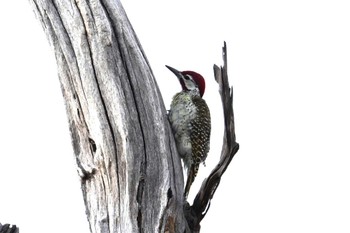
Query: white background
[[1, 1, 350, 232]]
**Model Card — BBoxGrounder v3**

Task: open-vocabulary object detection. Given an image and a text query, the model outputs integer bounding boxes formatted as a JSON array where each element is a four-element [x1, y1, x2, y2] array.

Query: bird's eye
[[184, 75, 191, 80]]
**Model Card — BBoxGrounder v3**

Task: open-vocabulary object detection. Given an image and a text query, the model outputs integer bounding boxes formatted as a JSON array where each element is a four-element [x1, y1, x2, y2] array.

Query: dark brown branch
[[184, 42, 240, 232]]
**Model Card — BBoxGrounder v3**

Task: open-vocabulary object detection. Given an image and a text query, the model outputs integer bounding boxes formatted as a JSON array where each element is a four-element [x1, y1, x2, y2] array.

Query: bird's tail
[[184, 165, 198, 199]]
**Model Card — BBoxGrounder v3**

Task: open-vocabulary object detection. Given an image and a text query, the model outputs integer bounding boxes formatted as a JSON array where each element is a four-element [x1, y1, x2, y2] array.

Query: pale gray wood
[[29, 0, 187, 232], [29, 1, 239, 232]]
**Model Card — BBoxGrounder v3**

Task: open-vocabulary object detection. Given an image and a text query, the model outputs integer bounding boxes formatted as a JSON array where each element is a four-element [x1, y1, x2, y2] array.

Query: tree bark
[[29, 1, 239, 233], [29, 0, 186, 232]]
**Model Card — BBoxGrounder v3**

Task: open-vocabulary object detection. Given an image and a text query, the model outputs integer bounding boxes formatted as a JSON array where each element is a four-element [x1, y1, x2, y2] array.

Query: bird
[[166, 65, 211, 198]]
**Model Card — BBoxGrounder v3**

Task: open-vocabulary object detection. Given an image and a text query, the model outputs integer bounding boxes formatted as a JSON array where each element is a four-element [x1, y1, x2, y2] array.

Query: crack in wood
[[136, 175, 145, 233], [88, 137, 97, 153], [79, 165, 97, 182], [167, 187, 173, 200]]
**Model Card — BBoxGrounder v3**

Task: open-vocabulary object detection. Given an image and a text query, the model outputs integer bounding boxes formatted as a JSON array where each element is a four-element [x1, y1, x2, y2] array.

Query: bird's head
[[166, 65, 206, 97]]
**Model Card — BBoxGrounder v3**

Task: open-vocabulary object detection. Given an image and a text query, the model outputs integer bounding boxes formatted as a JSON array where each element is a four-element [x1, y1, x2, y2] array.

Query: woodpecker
[[166, 65, 211, 198]]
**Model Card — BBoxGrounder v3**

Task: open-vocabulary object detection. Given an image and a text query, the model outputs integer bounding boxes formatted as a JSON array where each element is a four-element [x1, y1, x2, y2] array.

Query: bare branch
[[184, 42, 240, 232]]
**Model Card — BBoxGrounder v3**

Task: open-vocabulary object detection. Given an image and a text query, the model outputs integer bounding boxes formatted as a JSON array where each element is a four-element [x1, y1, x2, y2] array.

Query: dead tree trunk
[[29, 1, 238, 233], [29, 0, 186, 232]]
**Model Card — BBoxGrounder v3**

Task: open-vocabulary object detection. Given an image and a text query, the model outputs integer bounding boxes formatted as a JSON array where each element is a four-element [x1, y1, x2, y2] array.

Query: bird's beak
[[165, 65, 183, 80]]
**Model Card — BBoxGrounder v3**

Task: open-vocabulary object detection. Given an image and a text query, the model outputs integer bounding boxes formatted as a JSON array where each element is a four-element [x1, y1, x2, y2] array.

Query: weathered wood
[[0, 223, 19, 233], [29, 0, 239, 232], [29, 0, 186, 232], [184, 42, 239, 232]]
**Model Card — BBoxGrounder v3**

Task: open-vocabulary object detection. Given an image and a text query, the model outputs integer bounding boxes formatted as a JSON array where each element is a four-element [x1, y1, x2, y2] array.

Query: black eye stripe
[[184, 75, 191, 80]]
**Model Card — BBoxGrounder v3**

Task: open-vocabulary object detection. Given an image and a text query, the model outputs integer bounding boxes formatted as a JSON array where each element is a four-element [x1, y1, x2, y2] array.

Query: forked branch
[[184, 42, 240, 232]]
